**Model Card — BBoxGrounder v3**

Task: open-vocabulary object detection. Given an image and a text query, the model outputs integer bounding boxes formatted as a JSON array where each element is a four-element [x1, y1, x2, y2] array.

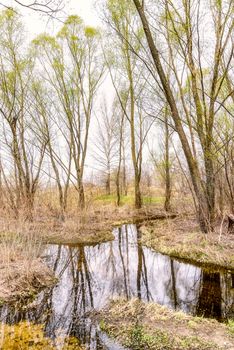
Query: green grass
[[95, 194, 164, 206], [228, 320, 234, 335], [98, 299, 231, 350], [95, 194, 132, 204], [143, 196, 164, 204], [100, 320, 219, 350]]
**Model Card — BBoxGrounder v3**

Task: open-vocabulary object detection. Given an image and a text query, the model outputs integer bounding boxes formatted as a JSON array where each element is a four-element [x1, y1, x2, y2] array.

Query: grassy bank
[[0, 204, 170, 303], [140, 216, 234, 270], [0, 230, 55, 304], [0, 204, 170, 245], [0, 201, 233, 304], [97, 299, 234, 350]]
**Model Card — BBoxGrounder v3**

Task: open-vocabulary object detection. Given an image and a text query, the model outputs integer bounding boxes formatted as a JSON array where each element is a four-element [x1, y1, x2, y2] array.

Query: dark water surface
[[0, 224, 233, 349]]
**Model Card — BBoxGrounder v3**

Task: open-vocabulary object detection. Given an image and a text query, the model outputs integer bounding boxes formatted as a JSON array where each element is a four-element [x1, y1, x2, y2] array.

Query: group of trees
[[0, 0, 233, 233]]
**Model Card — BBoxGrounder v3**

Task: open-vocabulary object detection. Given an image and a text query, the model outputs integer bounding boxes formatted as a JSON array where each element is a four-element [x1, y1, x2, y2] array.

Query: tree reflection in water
[[0, 224, 233, 349]]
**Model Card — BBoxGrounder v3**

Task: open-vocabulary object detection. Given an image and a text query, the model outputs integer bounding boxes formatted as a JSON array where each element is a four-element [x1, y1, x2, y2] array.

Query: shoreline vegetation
[[0, 2, 233, 349], [0, 199, 233, 304], [0, 199, 233, 349], [140, 216, 234, 271], [96, 298, 234, 350]]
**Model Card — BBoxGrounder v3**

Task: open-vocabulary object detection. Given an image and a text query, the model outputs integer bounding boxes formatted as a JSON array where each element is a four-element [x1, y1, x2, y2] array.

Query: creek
[[0, 224, 233, 349]]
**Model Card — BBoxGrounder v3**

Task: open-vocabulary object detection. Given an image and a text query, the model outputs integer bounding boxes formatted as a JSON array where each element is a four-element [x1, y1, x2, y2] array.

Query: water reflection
[[0, 224, 233, 349]]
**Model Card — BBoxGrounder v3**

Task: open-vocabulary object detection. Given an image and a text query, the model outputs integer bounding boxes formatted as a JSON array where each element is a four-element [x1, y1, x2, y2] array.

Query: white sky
[[2, 0, 101, 37], [0, 0, 152, 179]]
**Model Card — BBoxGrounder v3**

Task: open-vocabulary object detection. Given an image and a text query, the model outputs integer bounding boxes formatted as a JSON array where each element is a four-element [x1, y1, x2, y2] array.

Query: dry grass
[[0, 228, 55, 303], [140, 216, 234, 270], [0, 200, 171, 303], [0, 203, 172, 245], [96, 298, 234, 350]]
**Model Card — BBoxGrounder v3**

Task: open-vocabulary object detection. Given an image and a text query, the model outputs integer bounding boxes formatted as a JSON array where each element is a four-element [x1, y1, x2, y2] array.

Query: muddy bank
[[140, 216, 234, 271], [96, 298, 234, 350]]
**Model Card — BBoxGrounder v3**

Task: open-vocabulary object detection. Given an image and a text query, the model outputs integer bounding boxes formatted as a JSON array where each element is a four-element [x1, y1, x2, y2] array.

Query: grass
[[140, 216, 234, 270], [228, 320, 234, 336], [95, 194, 165, 206], [97, 299, 234, 350], [0, 229, 55, 303]]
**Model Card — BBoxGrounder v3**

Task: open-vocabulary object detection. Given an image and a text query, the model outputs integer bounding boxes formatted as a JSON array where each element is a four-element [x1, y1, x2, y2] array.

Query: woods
[[0, 1, 233, 232], [0, 1, 233, 350]]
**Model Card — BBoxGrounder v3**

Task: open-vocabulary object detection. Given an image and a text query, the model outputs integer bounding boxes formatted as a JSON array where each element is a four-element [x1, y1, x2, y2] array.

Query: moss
[[0, 321, 84, 349], [100, 319, 220, 350]]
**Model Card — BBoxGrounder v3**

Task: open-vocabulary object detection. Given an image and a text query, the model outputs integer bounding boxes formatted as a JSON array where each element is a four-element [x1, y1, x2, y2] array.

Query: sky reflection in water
[[0, 224, 233, 349]]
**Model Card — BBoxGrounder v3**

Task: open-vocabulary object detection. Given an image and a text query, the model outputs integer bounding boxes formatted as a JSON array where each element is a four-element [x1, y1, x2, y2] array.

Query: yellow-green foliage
[[228, 320, 234, 335], [0, 321, 83, 350], [32, 33, 60, 49], [107, 0, 135, 22], [85, 26, 99, 38]]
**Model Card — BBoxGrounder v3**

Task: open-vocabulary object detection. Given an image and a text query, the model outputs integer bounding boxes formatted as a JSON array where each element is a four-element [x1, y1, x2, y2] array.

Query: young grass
[[94, 194, 165, 206], [97, 299, 234, 350]]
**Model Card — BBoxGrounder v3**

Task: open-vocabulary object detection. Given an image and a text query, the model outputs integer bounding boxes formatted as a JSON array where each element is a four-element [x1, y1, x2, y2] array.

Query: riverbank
[[0, 206, 170, 302], [139, 216, 234, 271], [0, 207, 233, 304], [0, 231, 55, 304], [0, 206, 173, 245], [96, 298, 234, 350]]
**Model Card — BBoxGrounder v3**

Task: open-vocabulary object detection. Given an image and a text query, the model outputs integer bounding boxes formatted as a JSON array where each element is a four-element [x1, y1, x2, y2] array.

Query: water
[[0, 224, 233, 349]]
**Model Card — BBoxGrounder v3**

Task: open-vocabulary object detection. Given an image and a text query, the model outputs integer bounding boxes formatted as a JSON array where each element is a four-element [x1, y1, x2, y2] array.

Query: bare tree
[[93, 99, 119, 195], [0, 0, 64, 16], [131, 0, 234, 232], [33, 16, 105, 209], [0, 9, 47, 219], [104, 0, 153, 209]]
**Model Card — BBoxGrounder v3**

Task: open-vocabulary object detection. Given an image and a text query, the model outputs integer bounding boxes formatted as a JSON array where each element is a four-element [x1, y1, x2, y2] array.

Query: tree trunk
[[204, 154, 215, 229], [106, 171, 111, 195], [132, 0, 211, 232], [78, 181, 85, 210], [24, 191, 34, 222], [135, 174, 142, 209], [164, 107, 171, 212], [116, 173, 121, 206]]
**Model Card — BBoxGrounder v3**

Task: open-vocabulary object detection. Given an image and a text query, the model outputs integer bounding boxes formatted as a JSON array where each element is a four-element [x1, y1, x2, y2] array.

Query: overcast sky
[[2, 0, 100, 37]]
